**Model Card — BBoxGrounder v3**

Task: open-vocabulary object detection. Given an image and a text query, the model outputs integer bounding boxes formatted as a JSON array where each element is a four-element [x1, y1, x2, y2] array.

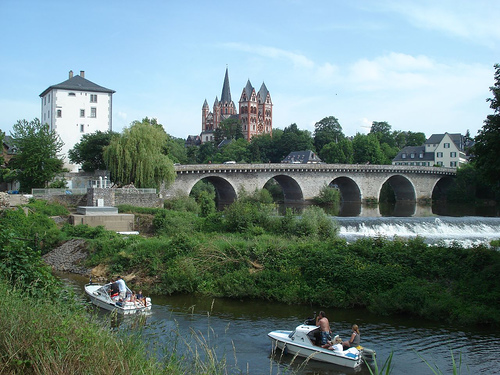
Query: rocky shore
[[43, 239, 92, 276]]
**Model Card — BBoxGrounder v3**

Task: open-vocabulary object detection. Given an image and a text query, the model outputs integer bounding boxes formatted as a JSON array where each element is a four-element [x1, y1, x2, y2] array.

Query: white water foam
[[336, 216, 500, 247]]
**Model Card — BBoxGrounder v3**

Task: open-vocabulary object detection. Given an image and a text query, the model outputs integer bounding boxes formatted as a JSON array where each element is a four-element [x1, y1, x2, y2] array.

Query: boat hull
[[85, 283, 151, 315], [268, 330, 363, 369]]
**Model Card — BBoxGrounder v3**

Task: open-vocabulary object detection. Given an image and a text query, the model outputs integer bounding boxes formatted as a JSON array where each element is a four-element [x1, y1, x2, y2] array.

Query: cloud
[[384, 0, 500, 47], [221, 42, 315, 68]]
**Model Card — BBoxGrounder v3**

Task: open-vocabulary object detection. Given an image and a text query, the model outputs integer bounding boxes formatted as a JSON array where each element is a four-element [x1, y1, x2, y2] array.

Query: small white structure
[[39, 70, 115, 172]]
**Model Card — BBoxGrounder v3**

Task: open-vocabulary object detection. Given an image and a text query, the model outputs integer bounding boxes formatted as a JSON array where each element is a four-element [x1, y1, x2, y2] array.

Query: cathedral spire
[[220, 67, 232, 104]]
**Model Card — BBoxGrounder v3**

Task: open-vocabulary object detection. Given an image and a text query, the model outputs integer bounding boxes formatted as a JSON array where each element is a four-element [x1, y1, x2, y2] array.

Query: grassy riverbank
[[82, 198, 500, 327]]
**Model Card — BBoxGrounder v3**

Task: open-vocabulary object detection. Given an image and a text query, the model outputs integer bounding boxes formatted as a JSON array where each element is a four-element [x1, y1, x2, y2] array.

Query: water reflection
[[279, 201, 499, 218], [61, 270, 500, 375]]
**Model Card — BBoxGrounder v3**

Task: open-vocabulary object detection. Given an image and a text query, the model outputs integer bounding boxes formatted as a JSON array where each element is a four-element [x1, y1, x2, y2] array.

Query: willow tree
[[103, 118, 175, 189]]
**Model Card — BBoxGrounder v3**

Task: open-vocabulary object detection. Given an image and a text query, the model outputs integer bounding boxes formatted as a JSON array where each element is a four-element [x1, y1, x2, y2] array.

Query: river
[[62, 273, 500, 375]]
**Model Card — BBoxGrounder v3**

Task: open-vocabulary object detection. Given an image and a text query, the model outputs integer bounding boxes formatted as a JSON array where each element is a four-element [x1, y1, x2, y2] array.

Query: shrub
[[163, 195, 200, 213], [26, 198, 69, 216], [313, 184, 341, 205], [153, 210, 203, 236]]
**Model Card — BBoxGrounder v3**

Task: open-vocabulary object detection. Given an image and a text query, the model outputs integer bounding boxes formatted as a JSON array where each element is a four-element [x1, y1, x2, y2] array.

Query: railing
[[32, 188, 87, 196], [31, 187, 157, 196], [114, 188, 157, 194]]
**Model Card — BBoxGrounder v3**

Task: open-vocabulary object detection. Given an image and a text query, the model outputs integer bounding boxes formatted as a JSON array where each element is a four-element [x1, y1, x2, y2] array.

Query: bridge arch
[[194, 176, 238, 205], [330, 176, 361, 202], [381, 175, 416, 202], [431, 176, 455, 200], [269, 175, 304, 203]]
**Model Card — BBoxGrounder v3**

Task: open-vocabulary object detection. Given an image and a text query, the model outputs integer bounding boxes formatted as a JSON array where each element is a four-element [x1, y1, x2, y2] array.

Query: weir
[[336, 216, 500, 247]]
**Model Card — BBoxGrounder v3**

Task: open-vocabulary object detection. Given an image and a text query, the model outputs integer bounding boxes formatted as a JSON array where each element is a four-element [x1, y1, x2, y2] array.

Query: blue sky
[[1, 0, 499, 140]]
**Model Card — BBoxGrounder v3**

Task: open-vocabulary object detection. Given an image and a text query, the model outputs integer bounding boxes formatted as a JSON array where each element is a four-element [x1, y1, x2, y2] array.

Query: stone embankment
[[43, 239, 92, 276]]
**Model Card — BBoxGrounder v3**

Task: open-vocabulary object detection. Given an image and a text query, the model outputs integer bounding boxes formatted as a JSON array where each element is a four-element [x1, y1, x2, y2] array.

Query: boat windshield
[[288, 330, 295, 339]]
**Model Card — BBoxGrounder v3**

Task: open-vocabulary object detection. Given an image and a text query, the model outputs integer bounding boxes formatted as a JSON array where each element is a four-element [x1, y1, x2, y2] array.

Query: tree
[[103, 118, 175, 189], [352, 133, 385, 164], [214, 118, 243, 144], [471, 63, 500, 190], [313, 116, 344, 152], [319, 138, 353, 163], [370, 121, 394, 147], [68, 130, 117, 172], [8, 118, 64, 192], [220, 138, 250, 163], [277, 123, 314, 159]]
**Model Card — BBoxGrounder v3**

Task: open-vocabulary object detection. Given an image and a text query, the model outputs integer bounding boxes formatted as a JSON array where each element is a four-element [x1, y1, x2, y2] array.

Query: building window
[[80, 124, 84, 133], [69, 92, 76, 96], [450, 152, 457, 157], [450, 161, 457, 167], [444, 143, 450, 148], [57, 110, 62, 118], [401, 153, 406, 159], [90, 94, 97, 103], [91, 107, 96, 118], [437, 161, 443, 166], [410, 153, 415, 159], [419, 153, 424, 158], [48, 94, 50, 103], [80, 109, 85, 117], [437, 152, 443, 158]]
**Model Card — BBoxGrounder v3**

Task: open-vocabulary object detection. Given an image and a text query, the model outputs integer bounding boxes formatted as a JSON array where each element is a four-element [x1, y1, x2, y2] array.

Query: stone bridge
[[163, 164, 456, 205]]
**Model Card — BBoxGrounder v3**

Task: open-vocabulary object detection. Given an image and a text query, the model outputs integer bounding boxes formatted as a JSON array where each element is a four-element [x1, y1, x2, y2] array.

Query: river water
[[62, 273, 500, 375]]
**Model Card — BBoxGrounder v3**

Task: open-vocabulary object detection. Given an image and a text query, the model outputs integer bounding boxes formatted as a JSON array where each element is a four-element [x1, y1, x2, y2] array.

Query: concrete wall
[[70, 213, 134, 232]]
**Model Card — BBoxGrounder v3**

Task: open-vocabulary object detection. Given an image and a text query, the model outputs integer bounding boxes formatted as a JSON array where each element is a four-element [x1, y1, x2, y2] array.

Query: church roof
[[242, 80, 254, 100], [203, 99, 209, 108], [40, 74, 115, 97], [257, 82, 270, 103], [220, 67, 232, 104]]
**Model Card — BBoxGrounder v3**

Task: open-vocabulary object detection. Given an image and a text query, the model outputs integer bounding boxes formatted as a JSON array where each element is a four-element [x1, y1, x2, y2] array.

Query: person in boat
[[342, 324, 361, 349], [115, 276, 127, 300], [136, 290, 146, 306], [109, 281, 119, 299], [316, 311, 331, 346], [323, 335, 343, 352]]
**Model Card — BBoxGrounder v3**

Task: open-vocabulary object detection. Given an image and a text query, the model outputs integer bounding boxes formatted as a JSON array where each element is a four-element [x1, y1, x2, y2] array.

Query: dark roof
[[242, 79, 254, 100], [40, 74, 115, 97], [282, 150, 322, 164], [202, 99, 209, 108], [257, 82, 269, 103], [220, 67, 232, 104], [392, 146, 434, 162], [425, 133, 465, 150]]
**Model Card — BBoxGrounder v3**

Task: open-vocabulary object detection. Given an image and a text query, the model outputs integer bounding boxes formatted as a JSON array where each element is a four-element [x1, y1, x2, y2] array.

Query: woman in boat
[[342, 324, 360, 349], [323, 335, 343, 352]]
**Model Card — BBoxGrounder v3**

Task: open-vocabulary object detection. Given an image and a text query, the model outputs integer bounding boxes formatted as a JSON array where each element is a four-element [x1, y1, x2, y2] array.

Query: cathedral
[[201, 68, 272, 143]]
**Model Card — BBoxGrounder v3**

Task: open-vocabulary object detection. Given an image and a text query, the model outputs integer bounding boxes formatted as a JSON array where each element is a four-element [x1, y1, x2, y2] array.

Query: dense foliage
[[103, 117, 175, 189], [471, 63, 500, 192], [68, 130, 117, 172], [8, 118, 65, 192]]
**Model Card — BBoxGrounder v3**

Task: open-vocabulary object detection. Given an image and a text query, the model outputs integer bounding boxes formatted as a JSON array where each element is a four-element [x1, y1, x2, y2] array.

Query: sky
[[1, 0, 499, 141]]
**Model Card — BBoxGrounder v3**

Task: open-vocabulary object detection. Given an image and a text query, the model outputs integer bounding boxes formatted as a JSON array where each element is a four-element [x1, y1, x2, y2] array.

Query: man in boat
[[316, 311, 331, 346], [116, 276, 127, 300]]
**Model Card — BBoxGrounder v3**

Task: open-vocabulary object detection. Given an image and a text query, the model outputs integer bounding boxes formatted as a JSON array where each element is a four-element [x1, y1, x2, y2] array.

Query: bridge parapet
[[175, 163, 456, 176]]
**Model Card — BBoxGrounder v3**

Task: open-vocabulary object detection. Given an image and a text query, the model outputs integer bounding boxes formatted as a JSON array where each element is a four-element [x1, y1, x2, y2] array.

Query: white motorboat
[[84, 282, 152, 314], [268, 323, 376, 369]]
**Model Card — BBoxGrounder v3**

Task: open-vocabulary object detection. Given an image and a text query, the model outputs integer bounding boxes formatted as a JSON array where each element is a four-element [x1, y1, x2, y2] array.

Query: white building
[[392, 133, 470, 169], [39, 70, 115, 172]]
